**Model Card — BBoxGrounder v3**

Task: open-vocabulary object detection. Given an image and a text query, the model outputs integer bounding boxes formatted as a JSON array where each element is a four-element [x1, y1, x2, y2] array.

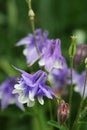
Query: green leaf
[[0, 59, 17, 76], [48, 120, 67, 130]]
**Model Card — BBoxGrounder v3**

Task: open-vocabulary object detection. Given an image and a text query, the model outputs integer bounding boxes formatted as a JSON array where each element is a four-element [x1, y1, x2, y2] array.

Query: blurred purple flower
[[16, 29, 49, 65], [48, 67, 82, 97], [67, 69, 87, 97], [67, 69, 80, 85], [50, 68, 68, 89], [48, 67, 69, 96], [12, 67, 56, 107], [0, 77, 24, 110], [74, 71, 87, 97], [39, 39, 66, 72]]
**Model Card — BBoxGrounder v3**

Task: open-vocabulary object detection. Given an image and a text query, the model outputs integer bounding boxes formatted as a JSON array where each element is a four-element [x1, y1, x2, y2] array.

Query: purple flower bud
[[74, 44, 87, 66], [57, 101, 69, 125]]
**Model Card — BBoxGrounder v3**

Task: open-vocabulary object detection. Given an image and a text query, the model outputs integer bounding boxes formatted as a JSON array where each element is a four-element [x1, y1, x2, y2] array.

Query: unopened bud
[[28, 9, 35, 20], [85, 57, 87, 68], [74, 44, 87, 66], [57, 101, 69, 125], [69, 35, 77, 58], [71, 35, 77, 42]]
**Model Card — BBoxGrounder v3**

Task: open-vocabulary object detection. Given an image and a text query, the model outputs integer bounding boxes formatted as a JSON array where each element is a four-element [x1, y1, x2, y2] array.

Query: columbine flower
[[67, 69, 87, 97], [16, 29, 49, 65], [57, 101, 69, 125], [0, 77, 24, 110], [12, 67, 56, 107], [39, 39, 66, 72], [74, 71, 87, 97]]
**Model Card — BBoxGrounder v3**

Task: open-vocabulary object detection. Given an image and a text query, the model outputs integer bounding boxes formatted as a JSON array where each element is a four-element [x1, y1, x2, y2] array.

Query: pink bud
[[74, 44, 87, 66], [57, 101, 69, 125]]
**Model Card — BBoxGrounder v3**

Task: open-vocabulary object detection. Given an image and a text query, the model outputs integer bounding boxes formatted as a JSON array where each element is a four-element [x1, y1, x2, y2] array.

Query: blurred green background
[[0, 0, 87, 130]]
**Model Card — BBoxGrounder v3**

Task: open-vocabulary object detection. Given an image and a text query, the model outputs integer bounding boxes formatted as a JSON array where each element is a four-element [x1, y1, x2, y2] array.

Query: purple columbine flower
[[74, 71, 87, 97], [16, 29, 49, 65], [39, 39, 67, 72], [12, 67, 56, 107], [0, 77, 24, 110]]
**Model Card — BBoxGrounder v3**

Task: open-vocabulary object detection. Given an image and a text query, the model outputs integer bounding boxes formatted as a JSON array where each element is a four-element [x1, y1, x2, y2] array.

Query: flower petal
[[27, 100, 35, 107], [16, 35, 32, 46], [39, 85, 53, 99], [14, 84, 24, 90], [38, 58, 45, 66], [38, 96, 44, 105], [45, 57, 54, 71], [53, 61, 63, 69], [18, 94, 28, 104], [29, 91, 35, 101]]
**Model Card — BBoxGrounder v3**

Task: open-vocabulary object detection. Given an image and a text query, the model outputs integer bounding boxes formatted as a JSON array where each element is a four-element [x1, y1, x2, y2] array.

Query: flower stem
[[30, 19, 39, 54], [27, 0, 39, 54], [72, 68, 87, 130], [33, 103, 45, 130], [68, 57, 73, 128], [48, 100, 53, 120], [64, 123, 69, 130]]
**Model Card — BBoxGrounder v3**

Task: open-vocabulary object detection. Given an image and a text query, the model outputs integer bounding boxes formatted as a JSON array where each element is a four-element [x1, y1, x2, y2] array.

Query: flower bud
[[74, 44, 87, 66], [85, 57, 87, 68], [69, 35, 77, 58], [28, 9, 35, 20], [57, 101, 69, 125]]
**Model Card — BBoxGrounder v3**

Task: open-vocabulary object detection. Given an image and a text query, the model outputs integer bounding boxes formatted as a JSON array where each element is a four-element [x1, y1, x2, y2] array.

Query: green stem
[[72, 68, 87, 130], [28, 0, 39, 54], [30, 19, 39, 54], [68, 57, 73, 128], [28, 0, 31, 9], [48, 100, 53, 120], [33, 103, 44, 130], [64, 123, 69, 130]]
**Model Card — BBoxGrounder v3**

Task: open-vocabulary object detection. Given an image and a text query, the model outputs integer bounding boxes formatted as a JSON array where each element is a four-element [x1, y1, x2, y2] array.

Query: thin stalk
[[28, 0, 31, 9], [72, 68, 87, 130], [33, 103, 44, 130], [28, 0, 39, 54], [48, 100, 53, 120], [30, 19, 39, 54], [68, 57, 73, 128], [64, 123, 69, 130]]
